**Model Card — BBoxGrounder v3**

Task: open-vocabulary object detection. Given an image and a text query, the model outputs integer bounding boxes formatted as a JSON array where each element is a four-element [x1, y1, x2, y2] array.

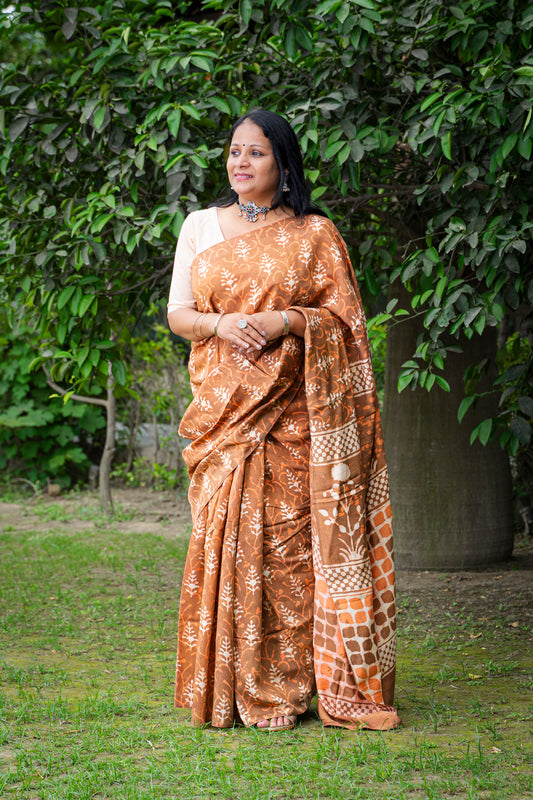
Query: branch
[[43, 367, 108, 409], [107, 266, 169, 296]]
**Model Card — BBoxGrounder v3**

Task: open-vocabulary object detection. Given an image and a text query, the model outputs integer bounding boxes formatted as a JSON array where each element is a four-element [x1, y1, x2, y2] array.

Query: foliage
[[113, 311, 192, 490], [111, 457, 186, 491], [0, 314, 106, 487], [367, 323, 386, 407], [0, 0, 531, 461]]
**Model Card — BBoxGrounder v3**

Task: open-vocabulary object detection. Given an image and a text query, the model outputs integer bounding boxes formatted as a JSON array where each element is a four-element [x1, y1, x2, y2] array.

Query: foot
[[256, 715, 296, 731]]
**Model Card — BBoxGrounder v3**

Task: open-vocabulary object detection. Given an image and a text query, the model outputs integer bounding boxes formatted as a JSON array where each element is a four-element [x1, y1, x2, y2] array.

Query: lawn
[[0, 490, 532, 799]]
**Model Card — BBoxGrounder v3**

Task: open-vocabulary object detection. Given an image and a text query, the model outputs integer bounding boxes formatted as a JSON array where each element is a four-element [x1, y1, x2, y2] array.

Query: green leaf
[[191, 55, 212, 72], [93, 105, 106, 131], [510, 415, 531, 444], [167, 108, 182, 138], [337, 142, 351, 164], [316, 0, 344, 13], [441, 131, 452, 161], [239, 0, 253, 25], [77, 346, 90, 368], [471, 418, 492, 446], [324, 142, 345, 159], [181, 103, 201, 121], [8, 115, 30, 141], [420, 92, 441, 112], [501, 132, 518, 160], [458, 395, 476, 423], [112, 360, 127, 386], [78, 295, 94, 318], [91, 213, 114, 233], [518, 397, 533, 418], [209, 97, 231, 115], [398, 372, 415, 393], [116, 206, 135, 218], [57, 286, 76, 311], [435, 276, 447, 300], [517, 136, 532, 160]]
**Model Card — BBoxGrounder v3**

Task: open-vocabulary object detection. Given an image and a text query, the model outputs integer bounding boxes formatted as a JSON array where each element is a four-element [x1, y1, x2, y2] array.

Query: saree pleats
[[175, 215, 400, 729]]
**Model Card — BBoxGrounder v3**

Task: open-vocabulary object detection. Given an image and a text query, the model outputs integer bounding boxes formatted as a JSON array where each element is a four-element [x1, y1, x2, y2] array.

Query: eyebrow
[[230, 143, 268, 148]]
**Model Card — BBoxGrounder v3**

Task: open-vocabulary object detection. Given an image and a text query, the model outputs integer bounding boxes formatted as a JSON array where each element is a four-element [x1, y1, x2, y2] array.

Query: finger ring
[[238, 319, 248, 330]]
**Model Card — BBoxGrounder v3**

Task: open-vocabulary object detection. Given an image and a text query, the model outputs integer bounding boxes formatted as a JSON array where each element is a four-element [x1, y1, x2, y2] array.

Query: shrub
[[0, 315, 106, 488]]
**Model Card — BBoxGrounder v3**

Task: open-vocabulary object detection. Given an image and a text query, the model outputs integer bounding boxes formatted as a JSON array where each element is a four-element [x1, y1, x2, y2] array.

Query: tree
[[1, 0, 531, 560], [0, 1, 235, 510]]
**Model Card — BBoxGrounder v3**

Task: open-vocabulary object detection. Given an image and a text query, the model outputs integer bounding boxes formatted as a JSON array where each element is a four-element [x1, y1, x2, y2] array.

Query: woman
[[167, 109, 400, 732]]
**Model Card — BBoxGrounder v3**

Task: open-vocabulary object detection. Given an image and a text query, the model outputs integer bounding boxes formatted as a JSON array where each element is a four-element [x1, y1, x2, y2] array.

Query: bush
[[0, 316, 106, 488], [112, 312, 192, 490]]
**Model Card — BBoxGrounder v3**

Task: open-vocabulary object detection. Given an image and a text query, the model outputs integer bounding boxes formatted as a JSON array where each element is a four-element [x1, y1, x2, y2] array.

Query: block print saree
[[174, 214, 400, 730]]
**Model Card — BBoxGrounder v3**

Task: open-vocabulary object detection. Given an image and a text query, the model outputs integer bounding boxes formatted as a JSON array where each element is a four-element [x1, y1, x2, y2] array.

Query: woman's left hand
[[232, 310, 305, 357], [250, 311, 285, 344]]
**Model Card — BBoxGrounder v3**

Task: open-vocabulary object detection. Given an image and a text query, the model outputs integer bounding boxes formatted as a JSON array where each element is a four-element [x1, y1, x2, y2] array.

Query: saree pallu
[[175, 215, 400, 730]]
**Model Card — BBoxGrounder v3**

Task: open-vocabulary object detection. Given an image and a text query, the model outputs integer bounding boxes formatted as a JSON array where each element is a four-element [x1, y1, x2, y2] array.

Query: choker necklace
[[238, 201, 271, 223]]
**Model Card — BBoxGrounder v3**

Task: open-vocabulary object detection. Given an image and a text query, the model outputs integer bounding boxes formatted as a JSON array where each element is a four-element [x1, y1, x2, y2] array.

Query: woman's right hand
[[216, 312, 267, 353]]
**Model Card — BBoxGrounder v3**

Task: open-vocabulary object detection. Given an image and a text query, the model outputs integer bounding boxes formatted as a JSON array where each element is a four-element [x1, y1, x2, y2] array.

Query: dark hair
[[213, 109, 325, 217]]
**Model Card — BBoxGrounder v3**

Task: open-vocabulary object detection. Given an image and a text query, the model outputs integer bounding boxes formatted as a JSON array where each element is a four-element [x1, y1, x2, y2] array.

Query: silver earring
[[282, 173, 289, 192]]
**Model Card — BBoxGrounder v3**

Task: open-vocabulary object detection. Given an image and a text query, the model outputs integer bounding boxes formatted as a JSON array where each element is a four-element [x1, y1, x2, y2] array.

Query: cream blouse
[[167, 207, 224, 312]]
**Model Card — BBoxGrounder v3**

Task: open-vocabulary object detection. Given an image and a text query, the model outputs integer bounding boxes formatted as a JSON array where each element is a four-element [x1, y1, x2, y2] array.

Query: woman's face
[[226, 120, 280, 206]]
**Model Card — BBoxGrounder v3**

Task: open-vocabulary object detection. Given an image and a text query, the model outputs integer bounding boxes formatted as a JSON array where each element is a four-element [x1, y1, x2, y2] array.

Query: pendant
[[238, 201, 271, 223]]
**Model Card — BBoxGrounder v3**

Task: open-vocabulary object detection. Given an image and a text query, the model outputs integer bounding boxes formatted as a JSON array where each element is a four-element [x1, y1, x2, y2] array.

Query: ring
[[238, 319, 248, 330]]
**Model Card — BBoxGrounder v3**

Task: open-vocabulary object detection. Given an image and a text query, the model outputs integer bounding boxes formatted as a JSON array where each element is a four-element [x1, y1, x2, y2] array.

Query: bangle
[[192, 312, 205, 338], [213, 312, 224, 337], [199, 313, 207, 338], [279, 310, 290, 336]]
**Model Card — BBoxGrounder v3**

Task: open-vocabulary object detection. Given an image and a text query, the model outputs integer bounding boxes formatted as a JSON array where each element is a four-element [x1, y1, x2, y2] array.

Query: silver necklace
[[238, 201, 271, 223]]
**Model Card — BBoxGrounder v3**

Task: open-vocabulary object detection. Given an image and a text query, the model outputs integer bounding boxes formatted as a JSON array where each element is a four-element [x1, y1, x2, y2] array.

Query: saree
[[174, 214, 400, 730]]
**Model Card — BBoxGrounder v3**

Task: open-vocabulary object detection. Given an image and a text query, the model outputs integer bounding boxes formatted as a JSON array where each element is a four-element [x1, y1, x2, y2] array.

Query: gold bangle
[[279, 310, 290, 336], [213, 312, 224, 337]]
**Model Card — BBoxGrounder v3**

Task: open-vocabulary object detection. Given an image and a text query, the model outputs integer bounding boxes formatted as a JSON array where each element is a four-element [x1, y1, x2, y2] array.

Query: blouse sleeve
[[167, 213, 197, 312]]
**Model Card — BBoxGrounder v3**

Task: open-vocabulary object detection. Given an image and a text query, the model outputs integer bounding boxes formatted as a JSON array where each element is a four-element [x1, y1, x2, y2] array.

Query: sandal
[[255, 715, 296, 732]]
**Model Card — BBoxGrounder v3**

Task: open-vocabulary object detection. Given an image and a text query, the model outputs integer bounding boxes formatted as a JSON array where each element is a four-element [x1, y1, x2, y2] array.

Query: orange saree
[[174, 215, 400, 730]]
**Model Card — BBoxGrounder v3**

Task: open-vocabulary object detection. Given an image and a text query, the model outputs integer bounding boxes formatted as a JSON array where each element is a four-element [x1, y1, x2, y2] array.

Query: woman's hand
[[216, 312, 267, 352], [218, 310, 306, 356]]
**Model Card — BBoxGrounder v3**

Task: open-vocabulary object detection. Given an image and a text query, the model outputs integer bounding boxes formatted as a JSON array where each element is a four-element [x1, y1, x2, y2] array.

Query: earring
[[282, 172, 290, 192]]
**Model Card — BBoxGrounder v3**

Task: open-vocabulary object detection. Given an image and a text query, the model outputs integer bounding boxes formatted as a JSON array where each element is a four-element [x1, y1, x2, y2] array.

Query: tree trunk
[[382, 302, 514, 570], [99, 362, 116, 515]]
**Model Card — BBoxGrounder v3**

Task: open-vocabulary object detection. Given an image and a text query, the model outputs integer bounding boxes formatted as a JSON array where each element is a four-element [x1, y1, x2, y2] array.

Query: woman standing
[[167, 109, 400, 732]]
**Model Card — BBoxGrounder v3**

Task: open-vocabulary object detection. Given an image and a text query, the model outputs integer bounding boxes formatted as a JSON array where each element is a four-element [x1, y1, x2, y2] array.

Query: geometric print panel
[[378, 635, 396, 676], [350, 360, 374, 394], [310, 419, 360, 465], [323, 560, 372, 595], [366, 467, 390, 511]]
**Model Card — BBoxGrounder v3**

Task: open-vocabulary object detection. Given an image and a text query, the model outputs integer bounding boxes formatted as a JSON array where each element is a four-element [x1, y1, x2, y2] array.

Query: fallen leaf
[[470, 633, 482, 639], [491, 746, 502, 753], [468, 674, 482, 680], [509, 622, 519, 628]]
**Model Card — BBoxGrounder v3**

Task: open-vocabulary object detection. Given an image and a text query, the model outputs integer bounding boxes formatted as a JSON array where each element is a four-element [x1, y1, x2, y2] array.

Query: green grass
[[0, 503, 532, 799]]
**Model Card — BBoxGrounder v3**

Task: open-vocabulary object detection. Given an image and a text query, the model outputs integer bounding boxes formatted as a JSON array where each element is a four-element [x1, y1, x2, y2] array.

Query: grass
[[0, 497, 532, 799]]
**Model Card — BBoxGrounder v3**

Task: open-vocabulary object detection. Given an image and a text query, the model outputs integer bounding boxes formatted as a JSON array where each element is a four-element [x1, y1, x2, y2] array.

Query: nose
[[236, 148, 250, 167]]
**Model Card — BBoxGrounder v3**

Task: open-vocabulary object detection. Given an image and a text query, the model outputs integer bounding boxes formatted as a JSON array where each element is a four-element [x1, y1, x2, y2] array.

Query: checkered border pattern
[[366, 468, 390, 511], [310, 420, 360, 465], [323, 561, 372, 594]]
